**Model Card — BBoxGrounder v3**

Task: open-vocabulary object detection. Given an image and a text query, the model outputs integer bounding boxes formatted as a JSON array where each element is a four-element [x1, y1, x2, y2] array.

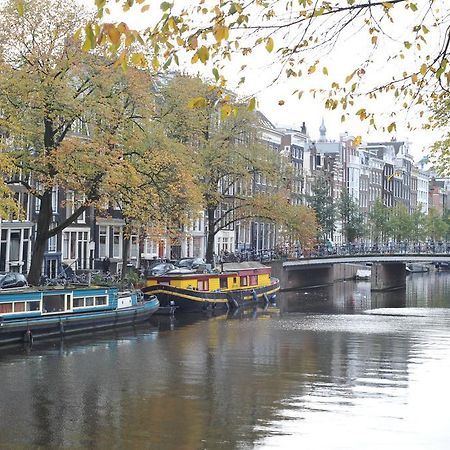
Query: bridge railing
[[220, 242, 450, 263]]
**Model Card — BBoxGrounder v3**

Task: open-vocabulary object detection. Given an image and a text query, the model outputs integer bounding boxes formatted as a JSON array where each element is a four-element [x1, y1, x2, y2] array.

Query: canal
[[1, 272, 450, 449]]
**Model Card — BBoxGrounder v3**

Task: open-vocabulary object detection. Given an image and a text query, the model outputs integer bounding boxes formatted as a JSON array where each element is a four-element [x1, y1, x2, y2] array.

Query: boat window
[[95, 296, 107, 306], [249, 275, 258, 286], [14, 302, 25, 312], [42, 294, 66, 314], [220, 277, 228, 289], [26, 301, 41, 312], [85, 297, 94, 307], [73, 298, 84, 308], [240, 276, 248, 287], [198, 279, 209, 291], [0, 303, 13, 314], [233, 277, 237, 284]]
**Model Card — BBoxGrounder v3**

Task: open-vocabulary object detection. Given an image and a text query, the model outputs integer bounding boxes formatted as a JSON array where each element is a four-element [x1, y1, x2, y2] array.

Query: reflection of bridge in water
[[272, 254, 450, 291]]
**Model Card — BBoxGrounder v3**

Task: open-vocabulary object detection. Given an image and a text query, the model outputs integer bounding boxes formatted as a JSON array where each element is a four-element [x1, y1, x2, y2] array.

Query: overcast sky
[[100, 0, 448, 161]]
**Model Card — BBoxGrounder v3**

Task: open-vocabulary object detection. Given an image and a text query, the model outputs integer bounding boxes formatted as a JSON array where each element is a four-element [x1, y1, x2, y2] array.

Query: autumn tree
[[279, 203, 318, 254], [103, 126, 201, 280], [0, 154, 18, 219], [157, 74, 316, 264], [0, 0, 195, 284]]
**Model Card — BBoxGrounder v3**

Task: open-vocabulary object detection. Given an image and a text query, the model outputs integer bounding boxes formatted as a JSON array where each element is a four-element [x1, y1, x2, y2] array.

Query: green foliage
[[368, 199, 390, 242], [307, 178, 336, 239], [426, 208, 448, 240], [338, 190, 364, 243], [388, 205, 414, 242]]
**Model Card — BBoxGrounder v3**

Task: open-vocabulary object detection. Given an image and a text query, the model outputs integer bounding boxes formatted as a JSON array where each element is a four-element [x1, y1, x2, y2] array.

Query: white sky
[[94, 0, 449, 162]]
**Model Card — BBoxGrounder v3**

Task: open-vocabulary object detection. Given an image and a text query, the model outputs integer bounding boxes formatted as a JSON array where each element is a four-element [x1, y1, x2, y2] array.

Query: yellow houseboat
[[142, 262, 280, 313]]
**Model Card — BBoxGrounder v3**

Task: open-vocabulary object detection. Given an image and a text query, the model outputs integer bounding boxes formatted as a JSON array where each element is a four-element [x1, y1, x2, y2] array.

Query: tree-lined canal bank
[[0, 273, 450, 449]]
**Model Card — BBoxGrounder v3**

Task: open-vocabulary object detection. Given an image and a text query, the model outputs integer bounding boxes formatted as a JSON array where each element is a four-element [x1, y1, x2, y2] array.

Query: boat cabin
[[146, 265, 272, 293], [0, 287, 120, 320]]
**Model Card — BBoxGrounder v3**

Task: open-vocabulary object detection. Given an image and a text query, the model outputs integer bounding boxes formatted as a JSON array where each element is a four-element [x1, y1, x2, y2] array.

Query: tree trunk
[[28, 191, 52, 285], [205, 207, 216, 266], [121, 234, 130, 282]]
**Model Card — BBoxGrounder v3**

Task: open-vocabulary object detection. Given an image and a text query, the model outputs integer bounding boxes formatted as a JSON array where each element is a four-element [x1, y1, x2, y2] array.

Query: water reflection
[[279, 272, 450, 315], [0, 274, 450, 449]]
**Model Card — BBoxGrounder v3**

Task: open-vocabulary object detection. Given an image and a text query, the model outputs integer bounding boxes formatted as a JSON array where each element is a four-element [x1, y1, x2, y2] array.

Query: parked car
[[0, 272, 28, 289], [174, 258, 205, 269], [150, 263, 176, 276]]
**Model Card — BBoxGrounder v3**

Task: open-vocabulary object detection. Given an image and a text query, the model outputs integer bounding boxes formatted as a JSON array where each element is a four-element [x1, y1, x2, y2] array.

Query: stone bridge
[[270, 254, 450, 291]]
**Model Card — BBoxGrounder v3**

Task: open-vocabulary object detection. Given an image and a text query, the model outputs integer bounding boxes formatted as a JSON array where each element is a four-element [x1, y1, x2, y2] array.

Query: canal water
[[1, 273, 450, 449]]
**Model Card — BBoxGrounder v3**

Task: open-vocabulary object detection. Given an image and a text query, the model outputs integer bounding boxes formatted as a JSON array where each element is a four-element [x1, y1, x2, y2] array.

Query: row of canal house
[[0, 111, 310, 276], [0, 114, 442, 277]]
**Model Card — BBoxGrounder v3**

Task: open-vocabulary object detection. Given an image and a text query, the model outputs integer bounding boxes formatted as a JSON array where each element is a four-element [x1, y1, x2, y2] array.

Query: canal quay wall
[[268, 261, 368, 290]]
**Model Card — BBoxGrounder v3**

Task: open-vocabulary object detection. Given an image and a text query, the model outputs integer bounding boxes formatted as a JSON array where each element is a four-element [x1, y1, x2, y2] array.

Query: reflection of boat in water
[[0, 286, 159, 345], [355, 269, 371, 280], [143, 263, 279, 313], [407, 264, 431, 273]]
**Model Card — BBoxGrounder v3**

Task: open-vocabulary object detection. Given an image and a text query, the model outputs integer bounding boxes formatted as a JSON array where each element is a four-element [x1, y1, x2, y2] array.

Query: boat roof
[[0, 285, 114, 294], [221, 262, 270, 272]]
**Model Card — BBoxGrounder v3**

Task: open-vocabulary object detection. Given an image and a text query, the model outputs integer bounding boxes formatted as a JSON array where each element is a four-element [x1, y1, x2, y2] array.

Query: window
[[52, 187, 58, 213], [198, 279, 209, 291], [48, 233, 57, 253], [73, 298, 84, 308], [85, 297, 94, 307], [249, 275, 258, 286], [99, 226, 108, 258], [113, 226, 121, 258], [43, 294, 71, 314], [14, 302, 25, 312], [240, 276, 248, 287], [9, 231, 20, 262], [0, 303, 13, 314], [95, 296, 107, 306], [26, 301, 41, 312], [130, 235, 138, 260], [66, 191, 86, 223], [219, 277, 228, 289]]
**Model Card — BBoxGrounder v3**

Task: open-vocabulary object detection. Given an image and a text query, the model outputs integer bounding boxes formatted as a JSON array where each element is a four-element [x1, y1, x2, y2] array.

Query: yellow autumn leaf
[[16, 0, 24, 16], [197, 46, 209, 64], [265, 37, 274, 53], [213, 24, 229, 43], [187, 97, 207, 108], [152, 57, 160, 71], [131, 52, 146, 67], [420, 63, 427, 75], [220, 103, 232, 120], [107, 25, 121, 46]]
